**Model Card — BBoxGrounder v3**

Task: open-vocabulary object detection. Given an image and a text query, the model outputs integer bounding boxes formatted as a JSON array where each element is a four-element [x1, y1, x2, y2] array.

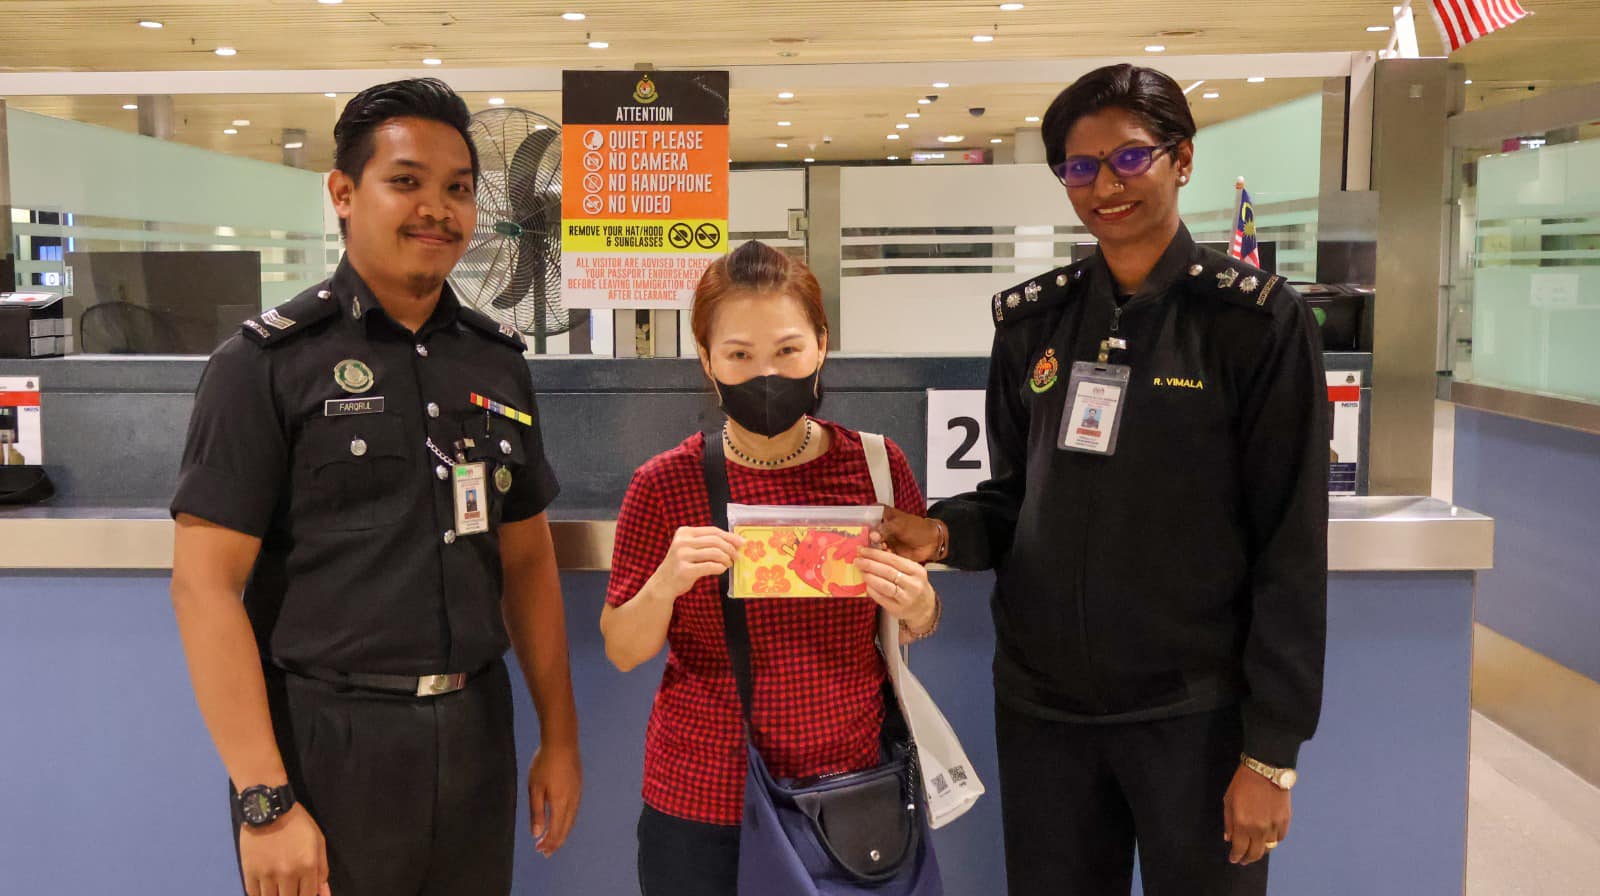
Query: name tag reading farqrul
[[324, 396, 385, 417]]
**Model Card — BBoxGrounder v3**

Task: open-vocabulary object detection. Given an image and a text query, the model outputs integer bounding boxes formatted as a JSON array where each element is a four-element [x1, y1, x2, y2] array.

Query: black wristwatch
[[235, 783, 296, 827]]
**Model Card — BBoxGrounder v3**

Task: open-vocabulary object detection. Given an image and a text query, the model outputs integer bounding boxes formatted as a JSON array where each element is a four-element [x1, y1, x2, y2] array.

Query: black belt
[[271, 658, 485, 697]]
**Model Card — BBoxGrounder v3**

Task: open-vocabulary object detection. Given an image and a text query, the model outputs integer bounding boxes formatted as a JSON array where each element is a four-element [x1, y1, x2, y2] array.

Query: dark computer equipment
[[64, 250, 262, 354]]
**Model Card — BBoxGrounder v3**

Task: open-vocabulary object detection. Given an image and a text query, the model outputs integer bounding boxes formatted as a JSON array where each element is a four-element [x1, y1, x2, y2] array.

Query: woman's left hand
[[855, 546, 937, 633]]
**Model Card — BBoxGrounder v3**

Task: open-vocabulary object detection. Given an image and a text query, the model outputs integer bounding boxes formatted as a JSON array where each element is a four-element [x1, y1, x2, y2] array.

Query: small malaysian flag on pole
[[1428, 0, 1532, 52], [1228, 177, 1260, 268]]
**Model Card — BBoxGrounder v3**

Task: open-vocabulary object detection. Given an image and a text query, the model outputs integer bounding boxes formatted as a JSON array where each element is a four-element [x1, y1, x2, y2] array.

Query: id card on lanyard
[[1058, 361, 1130, 455]]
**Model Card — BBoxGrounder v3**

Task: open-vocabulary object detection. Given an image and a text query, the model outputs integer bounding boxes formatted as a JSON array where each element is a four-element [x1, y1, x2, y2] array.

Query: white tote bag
[[861, 432, 985, 828]]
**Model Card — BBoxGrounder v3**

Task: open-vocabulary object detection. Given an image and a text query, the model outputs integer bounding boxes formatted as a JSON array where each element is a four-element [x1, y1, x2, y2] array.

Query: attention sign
[[561, 70, 730, 309]]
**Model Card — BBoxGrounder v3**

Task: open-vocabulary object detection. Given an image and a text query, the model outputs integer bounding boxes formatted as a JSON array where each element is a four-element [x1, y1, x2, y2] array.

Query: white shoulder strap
[[860, 431, 894, 506]]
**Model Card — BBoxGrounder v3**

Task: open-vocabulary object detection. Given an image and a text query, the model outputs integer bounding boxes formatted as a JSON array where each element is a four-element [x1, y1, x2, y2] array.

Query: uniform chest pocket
[[295, 413, 413, 532], [457, 415, 527, 526]]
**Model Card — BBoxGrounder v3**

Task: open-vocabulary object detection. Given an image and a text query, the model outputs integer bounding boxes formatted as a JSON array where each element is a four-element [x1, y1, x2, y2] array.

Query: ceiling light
[[778, 91, 794, 99], [972, 34, 994, 42], [776, 142, 788, 148], [223, 128, 238, 135], [1024, 115, 1040, 123], [1000, 2, 1025, 9], [588, 40, 608, 49], [887, 155, 899, 160], [284, 142, 305, 149], [122, 103, 139, 110], [1367, 25, 1390, 32], [991, 137, 1003, 143], [1247, 76, 1266, 83], [896, 123, 910, 129], [938, 135, 964, 143], [232, 119, 251, 127], [1464, 79, 1474, 85], [1183, 80, 1206, 95], [932, 81, 950, 89], [137, 20, 163, 29], [1202, 91, 1220, 99], [325, 92, 337, 98], [562, 11, 587, 20], [906, 112, 920, 119], [1145, 45, 1166, 52], [777, 120, 791, 126], [215, 47, 237, 56], [918, 98, 932, 105], [887, 134, 900, 140], [422, 57, 442, 65], [488, 97, 505, 105], [804, 157, 815, 163], [318, 0, 343, 5]]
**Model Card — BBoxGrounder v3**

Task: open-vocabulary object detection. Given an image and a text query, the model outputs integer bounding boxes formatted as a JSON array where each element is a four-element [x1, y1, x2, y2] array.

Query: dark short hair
[[1040, 64, 1196, 172], [333, 77, 479, 185], [691, 240, 828, 352]]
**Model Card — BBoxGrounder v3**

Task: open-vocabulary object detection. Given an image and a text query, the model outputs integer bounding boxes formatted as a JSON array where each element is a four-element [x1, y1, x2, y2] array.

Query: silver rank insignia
[[261, 309, 295, 330], [993, 293, 1004, 321], [1006, 291, 1022, 308], [1189, 264, 1204, 277], [244, 319, 270, 338], [1216, 268, 1239, 289], [1239, 275, 1259, 293], [1024, 282, 1041, 303], [351, 294, 363, 320], [498, 322, 519, 341]]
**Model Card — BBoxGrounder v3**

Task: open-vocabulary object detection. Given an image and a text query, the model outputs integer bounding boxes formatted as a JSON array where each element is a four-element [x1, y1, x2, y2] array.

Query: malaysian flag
[[1430, 0, 1531, 52], [1228, 186, 1259, 268]]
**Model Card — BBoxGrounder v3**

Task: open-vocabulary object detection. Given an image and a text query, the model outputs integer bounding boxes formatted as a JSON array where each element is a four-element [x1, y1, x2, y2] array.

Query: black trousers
[[231, 660, 518, 896], [636, 803, 741, 896], [995, 701, 1269, 896]]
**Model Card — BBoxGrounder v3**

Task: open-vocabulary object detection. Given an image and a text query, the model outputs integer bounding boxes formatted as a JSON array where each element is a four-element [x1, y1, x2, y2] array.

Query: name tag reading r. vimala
[[324, 396, 385, 417]]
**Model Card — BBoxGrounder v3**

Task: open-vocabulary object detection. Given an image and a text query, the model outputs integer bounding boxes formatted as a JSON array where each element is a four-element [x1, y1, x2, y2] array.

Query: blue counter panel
[[1, 569, 1470, 895]]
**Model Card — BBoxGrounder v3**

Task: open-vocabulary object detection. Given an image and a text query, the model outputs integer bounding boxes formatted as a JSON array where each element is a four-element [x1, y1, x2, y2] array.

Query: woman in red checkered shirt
[[600, 240, 940, 895]]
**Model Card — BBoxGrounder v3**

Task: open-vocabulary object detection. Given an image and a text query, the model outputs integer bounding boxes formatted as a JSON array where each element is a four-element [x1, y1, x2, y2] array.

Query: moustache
[[403, 226, 462, 242]]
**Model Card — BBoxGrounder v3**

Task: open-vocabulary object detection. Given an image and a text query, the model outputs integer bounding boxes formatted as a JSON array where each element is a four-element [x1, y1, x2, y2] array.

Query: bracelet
[[900, 590, 942, 643], [931, 518, 950, 563]]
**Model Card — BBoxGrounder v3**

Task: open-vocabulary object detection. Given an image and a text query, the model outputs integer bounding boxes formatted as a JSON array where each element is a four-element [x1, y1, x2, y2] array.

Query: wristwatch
[[234, 782, 297, 827], [1239, 754, 1298, 791]]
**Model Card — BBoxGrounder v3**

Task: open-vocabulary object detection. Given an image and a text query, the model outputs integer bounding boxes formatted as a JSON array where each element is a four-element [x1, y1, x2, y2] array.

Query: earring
[[1179, 174, 1189, 185]]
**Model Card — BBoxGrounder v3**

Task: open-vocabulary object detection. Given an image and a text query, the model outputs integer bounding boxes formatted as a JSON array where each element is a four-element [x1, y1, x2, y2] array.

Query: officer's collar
[[1086, 222, 1197, 304], [330, 254, 462, 339]]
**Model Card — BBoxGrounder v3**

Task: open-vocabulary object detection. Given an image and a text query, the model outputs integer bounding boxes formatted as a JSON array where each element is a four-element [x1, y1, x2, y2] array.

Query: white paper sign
[[925, 389, 989, 500], [0, 375, 43, 465]]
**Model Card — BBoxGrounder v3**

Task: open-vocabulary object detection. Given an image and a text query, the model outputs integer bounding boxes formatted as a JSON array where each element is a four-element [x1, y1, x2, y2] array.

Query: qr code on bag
[[932, 773, 949, 795], [948, 765, 969, 785]]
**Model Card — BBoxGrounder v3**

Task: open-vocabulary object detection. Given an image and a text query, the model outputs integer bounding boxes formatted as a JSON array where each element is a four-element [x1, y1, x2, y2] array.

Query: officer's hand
[[239, 803, 330, 896], [1223, 764, 1292, 866], [651, 526, 744, 599], [528, 741, 583, 857], [855, 547, 937, 633], [874, 506, 942, 564]]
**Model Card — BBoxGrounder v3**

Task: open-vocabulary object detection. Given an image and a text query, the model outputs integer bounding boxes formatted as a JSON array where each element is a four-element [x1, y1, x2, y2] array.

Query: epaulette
[[991, 259, 1091, 327], [239, 282, 341, 346], [459, 306, 528, 352], [1183, 248, 1284, 314]]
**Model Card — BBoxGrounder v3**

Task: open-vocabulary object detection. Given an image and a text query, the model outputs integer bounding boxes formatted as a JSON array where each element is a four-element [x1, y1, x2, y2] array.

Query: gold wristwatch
[[1240, 753, 1298, 791]]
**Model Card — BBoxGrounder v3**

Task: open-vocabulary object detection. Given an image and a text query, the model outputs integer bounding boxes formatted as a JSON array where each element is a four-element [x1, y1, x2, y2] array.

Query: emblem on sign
[[633, 74, 659, 104], [1030, 348, 1060, 394], [334, 359, 375, 394]]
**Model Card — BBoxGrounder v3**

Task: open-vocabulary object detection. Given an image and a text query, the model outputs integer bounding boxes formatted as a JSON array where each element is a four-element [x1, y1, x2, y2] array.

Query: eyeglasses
[[1051, 142, 1179, 188]]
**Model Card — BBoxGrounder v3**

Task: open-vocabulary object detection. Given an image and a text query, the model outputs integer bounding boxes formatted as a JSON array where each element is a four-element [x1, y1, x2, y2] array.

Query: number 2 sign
[[925, 390, 990, 500]]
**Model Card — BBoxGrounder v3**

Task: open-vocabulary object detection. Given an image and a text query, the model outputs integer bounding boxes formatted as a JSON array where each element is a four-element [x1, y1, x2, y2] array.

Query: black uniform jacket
[[931, 224, 1328, 768], [171, 258, 560, 677]]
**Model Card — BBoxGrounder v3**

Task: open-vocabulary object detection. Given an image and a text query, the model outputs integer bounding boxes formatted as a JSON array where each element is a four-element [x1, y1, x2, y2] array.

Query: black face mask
[[715, 368, 822, 438]]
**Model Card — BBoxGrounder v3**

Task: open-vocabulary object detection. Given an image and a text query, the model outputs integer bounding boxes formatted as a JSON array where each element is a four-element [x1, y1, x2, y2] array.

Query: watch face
[[240, 787, 275, 826], [1279, 769, 1298, 790]]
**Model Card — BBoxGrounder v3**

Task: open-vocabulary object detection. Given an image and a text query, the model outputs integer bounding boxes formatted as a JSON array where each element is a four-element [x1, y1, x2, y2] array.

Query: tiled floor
[[1467, 713, 1600, 895]]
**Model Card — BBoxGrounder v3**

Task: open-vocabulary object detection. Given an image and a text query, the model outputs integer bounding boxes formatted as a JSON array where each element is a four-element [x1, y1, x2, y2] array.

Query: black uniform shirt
[[931, 224, 1328, 768], [172, 257, 560, 676]]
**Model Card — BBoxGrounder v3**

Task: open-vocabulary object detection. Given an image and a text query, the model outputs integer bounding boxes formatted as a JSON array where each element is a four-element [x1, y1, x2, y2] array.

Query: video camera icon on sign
[[583, 195, 604, 215]]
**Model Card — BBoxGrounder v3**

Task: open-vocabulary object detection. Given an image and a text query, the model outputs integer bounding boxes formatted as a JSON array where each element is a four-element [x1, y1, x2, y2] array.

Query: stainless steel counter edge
[[0, 497, 1491, 573]]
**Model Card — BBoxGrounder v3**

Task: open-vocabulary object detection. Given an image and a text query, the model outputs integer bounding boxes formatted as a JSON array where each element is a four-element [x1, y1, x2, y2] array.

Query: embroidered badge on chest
[[333, 359, 375, 394], [1030, 348, 1060, 394]]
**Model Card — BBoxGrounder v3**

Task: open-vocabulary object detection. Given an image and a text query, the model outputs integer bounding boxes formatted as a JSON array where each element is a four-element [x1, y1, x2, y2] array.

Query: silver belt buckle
[[415, 672, 467, 697]]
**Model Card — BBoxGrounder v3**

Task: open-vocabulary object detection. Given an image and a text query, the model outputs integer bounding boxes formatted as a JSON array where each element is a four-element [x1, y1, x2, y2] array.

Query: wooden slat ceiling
[[3, 0, 1597, 167]]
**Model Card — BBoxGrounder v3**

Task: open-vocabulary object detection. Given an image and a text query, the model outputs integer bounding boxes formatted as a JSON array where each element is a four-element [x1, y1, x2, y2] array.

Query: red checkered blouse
[[606, 419, 927, 825]]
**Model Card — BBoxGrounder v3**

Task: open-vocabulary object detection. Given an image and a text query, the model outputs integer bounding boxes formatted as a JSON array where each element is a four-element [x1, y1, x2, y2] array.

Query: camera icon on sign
[[583, 152, 604, 172]]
